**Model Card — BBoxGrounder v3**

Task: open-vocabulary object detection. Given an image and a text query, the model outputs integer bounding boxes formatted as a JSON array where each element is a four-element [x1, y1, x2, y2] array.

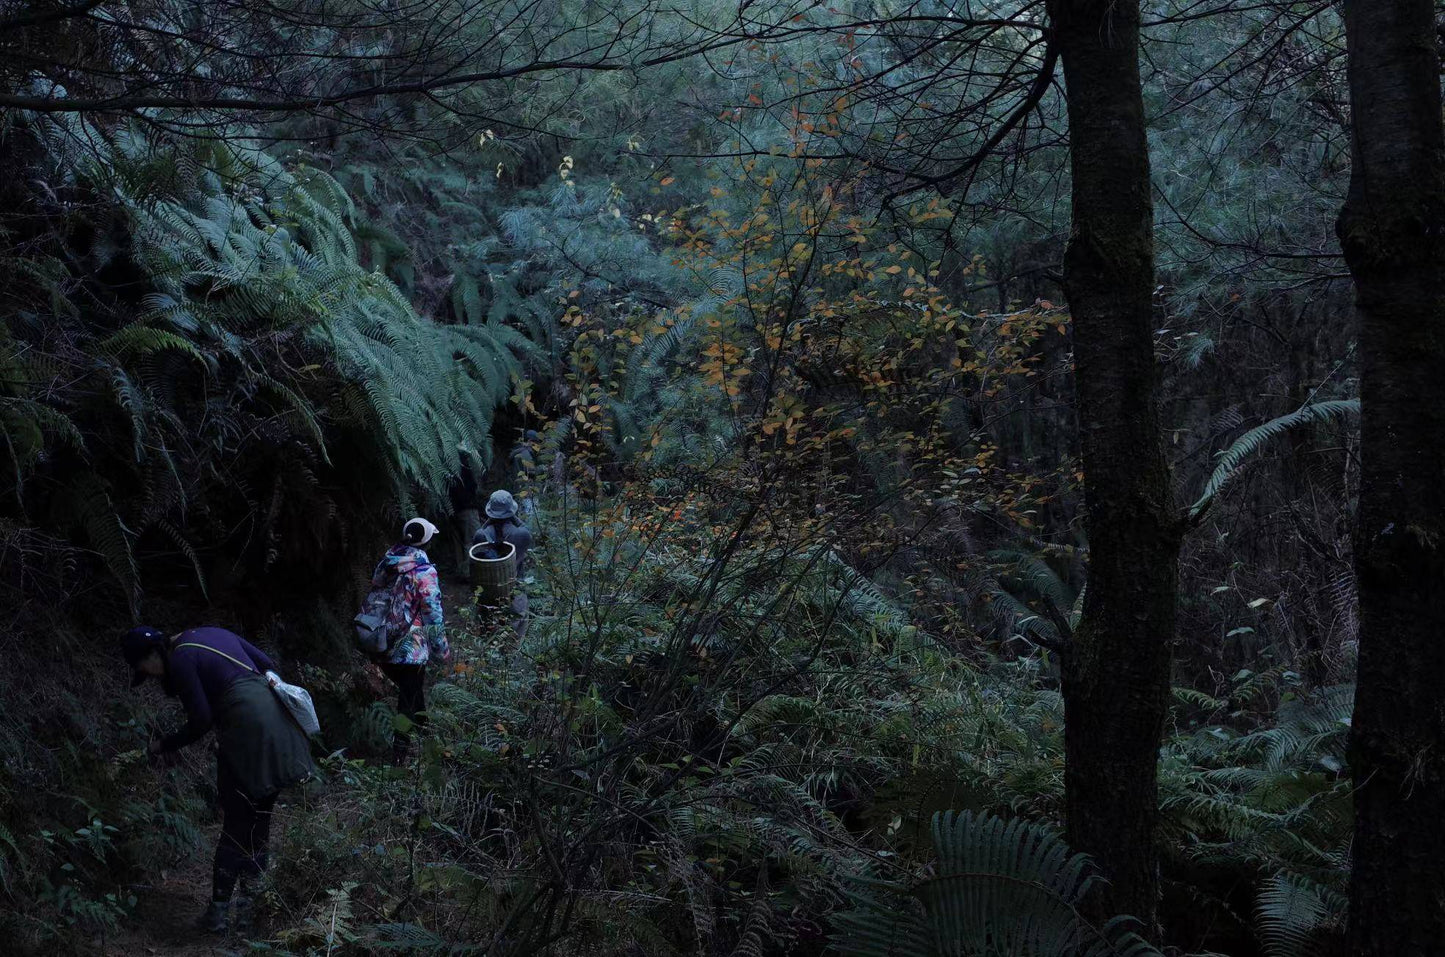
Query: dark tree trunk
[[1048, 0, 1180, 934], [1337, 3, 1445, 952]]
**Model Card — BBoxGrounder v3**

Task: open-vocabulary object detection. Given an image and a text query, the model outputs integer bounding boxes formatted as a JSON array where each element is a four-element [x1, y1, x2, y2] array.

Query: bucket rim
[[469, 540, 517, 563]]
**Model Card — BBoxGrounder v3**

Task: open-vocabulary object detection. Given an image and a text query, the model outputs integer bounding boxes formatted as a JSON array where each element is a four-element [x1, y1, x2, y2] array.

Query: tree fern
[[2, 116, 544, 621], [729, 886, 774, 957], [123, 137, 536, 507]]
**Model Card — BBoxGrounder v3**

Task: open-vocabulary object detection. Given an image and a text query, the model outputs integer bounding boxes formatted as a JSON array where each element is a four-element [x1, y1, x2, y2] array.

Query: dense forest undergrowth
[[1, 488, 1357, 956], [2, 1, 1438, 955]]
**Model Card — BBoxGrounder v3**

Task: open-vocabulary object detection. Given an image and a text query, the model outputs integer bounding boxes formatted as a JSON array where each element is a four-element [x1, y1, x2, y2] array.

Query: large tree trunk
[[1048, 0, 1180, 933], [1337, 3, 1445, 952]]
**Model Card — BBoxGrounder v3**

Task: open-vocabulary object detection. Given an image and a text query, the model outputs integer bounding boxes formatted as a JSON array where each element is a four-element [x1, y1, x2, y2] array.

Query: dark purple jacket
[[159, 627, 277, 752]]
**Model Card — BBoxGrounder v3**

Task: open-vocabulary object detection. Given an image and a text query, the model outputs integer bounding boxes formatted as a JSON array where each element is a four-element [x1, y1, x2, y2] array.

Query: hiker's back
[[169, 627, 276, 700], [364, 519, 449, 761], [474, 517, 532, 575], [357, 537, 447, 666]]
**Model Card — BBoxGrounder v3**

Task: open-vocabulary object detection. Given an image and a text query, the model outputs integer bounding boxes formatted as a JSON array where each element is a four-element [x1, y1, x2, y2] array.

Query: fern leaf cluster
[[1, 118, 536, 615]]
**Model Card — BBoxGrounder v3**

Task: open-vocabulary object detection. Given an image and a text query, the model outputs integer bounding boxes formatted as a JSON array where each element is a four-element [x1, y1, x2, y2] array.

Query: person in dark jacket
[[124, 625, 314, 934], [473, 489, 533, 575], [472, 490, 533, 634]]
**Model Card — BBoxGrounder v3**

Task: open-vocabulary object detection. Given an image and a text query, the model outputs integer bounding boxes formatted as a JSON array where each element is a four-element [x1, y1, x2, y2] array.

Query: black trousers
[[379, 661, 427, 730], [213, 760, 276, 902]]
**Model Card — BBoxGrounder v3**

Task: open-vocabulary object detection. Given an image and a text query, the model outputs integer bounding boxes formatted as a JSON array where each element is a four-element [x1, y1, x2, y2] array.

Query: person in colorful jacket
[[370, 517, 449, 759], [123, 625, 313, 933]]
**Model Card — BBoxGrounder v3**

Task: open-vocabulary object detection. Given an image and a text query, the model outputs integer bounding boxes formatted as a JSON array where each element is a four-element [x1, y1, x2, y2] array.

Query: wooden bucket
[[469, 540, 517, 606]]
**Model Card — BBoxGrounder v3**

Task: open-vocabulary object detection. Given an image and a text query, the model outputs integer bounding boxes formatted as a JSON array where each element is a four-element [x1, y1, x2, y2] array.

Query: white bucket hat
[[403, 517, 439, 546]]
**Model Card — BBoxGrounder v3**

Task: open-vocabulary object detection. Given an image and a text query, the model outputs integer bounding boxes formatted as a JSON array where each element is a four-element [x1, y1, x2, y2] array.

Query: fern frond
[[1256, 872, 1339, 957], [1191, 400, 1359, 515], [834, 811, 1162, 957], [57, 473, 139, 615], [98, 325, 211, 368], [150, 518, 208, 598]]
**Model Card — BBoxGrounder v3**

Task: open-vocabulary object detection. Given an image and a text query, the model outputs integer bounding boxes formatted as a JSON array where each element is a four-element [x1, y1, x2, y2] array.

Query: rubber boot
[[198, 899, 230, 933]]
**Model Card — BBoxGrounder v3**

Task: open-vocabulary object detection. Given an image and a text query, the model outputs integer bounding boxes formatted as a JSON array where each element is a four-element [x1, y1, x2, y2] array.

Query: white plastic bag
[[266, 671, 321, 736]]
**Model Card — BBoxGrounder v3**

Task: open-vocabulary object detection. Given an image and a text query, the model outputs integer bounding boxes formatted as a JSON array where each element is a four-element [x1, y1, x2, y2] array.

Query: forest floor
[[88, 854, 229, 956]]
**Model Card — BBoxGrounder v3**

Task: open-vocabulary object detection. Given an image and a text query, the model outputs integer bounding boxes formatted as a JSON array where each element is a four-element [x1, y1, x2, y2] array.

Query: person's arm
[[238, 635, 278, 674], [156, 654, 212, 752], [417, 565, 449, 661], [512, 525, 534, 576]]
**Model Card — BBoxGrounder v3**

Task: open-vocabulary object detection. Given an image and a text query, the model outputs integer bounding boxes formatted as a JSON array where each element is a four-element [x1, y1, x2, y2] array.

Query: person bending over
[[123, 625, 314, 933]]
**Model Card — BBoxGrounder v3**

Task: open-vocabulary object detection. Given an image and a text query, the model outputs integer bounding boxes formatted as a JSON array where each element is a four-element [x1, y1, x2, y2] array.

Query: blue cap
[[122, 626, 166, 687]]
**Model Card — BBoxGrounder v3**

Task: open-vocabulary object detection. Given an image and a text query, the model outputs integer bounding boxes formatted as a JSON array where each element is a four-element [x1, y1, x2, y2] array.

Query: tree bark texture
[[1049, 0, 1180, 935], [1337, 3, 1445, 953]]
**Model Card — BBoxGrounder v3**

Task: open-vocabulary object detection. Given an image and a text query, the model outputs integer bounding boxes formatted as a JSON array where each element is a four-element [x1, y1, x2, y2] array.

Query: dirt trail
[[87, 853, 230, 956]]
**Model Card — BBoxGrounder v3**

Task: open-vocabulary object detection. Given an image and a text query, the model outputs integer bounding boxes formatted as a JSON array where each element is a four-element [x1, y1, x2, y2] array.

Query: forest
[[0, 0, 1441, 954]]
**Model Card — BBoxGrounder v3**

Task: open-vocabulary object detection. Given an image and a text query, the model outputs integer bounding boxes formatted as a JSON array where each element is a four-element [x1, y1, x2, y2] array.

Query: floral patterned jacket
[[371, 545, 448, 665]]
